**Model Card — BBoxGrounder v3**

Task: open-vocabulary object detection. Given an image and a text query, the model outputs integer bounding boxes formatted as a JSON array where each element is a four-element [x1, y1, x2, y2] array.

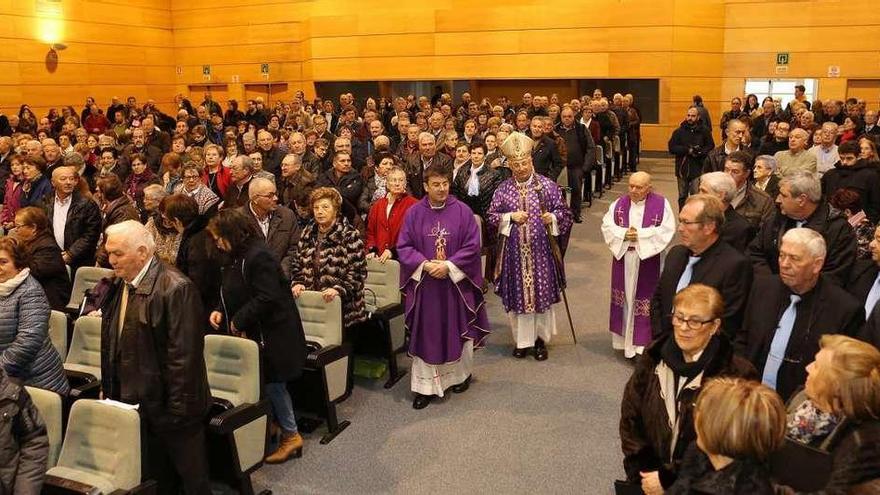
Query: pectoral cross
[[428, 221, 450, 261]]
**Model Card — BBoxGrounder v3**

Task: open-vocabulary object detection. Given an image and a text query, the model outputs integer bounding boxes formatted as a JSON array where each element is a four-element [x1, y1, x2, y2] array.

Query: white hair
[[781, 170, 822, 203], [105, 220, 155, 254], [418, 132, 436, 144], [782, 227, 826, 259], [248, 177, 275, 199], [700, 172, 737, 204]]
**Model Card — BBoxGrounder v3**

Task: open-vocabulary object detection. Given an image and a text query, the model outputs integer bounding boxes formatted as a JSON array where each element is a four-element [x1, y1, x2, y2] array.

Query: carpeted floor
[[253, 158, 678, 495]]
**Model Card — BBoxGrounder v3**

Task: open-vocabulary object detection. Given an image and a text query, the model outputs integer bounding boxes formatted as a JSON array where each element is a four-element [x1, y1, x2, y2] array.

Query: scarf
[[0, 268, 31, 297], [467, 164, 484, 196], [372, 174, 387, 202], [660, 334, 721, 381], [787, 397, 841, 445]]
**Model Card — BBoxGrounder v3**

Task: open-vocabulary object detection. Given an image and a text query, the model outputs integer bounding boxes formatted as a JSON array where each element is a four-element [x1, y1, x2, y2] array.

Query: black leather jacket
[[100, 258, 210, 430]]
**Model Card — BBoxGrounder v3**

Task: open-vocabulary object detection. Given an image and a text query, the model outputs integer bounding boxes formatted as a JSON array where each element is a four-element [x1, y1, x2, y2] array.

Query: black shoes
[[412, 393, 433, 409], [573, 215, 583, 224], [451, 375, 471, 394], [534, 338, 548, 361], [513, 347, 530, 359]]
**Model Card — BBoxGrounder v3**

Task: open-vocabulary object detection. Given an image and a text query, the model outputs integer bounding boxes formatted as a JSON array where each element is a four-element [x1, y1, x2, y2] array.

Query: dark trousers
[[143, 417, 212, 495], [676, 176, 690, 210], [566, 165, 584, 216]]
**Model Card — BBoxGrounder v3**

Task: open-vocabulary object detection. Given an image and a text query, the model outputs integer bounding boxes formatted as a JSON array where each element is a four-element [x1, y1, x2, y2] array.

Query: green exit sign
[[776, 53, 789, 65]]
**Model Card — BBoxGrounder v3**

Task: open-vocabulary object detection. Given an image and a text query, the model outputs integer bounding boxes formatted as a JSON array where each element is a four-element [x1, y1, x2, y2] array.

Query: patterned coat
[[290, 217, 368, 327], [488, 173, 573, 314]]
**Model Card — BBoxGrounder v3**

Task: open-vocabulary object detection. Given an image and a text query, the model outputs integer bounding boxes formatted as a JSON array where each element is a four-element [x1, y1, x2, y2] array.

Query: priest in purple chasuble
[[600, 172, 676, 358], [487, 132, 573, 361], [397, 165, 491, 410]]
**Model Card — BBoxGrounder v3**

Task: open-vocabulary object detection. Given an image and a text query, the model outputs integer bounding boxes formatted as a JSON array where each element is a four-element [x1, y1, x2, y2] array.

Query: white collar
[[129, 257, 154, 288]]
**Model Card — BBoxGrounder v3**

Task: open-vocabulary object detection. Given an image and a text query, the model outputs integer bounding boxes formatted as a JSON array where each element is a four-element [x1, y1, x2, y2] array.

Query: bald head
[[628, 172, 652, 202]]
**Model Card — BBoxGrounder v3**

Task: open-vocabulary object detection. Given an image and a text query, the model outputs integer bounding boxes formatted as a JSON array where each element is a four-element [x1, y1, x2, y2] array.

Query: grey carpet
[[253, 159, 678, 495]]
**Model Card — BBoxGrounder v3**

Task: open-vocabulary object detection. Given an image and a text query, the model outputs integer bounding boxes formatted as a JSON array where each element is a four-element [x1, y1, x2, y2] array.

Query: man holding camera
[[668, 107, 715, 209]]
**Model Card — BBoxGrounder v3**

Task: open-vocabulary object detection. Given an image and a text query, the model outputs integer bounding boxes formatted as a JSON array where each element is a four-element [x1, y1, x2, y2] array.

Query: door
[[244, 83, 291, 106]]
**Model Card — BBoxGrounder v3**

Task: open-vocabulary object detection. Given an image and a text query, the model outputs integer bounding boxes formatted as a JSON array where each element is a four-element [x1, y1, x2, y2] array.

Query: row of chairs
[[31, 333, 270, 494], [45, 258, 407, 462]]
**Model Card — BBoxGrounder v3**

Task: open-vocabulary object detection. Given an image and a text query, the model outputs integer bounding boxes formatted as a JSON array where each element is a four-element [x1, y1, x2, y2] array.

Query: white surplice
[[600, 195, 676, 357]]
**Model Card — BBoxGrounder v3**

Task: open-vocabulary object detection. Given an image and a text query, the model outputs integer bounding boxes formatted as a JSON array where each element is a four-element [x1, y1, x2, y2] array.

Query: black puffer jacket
[[820, 159, 880, 223]]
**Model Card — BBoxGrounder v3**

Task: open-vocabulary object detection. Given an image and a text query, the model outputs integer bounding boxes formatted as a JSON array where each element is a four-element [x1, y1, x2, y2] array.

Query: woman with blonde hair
[[667, 378, 785, 494], [775, 335, 880, 493]]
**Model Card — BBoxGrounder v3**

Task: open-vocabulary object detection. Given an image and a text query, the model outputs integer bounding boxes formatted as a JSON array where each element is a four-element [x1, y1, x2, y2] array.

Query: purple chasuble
[[487, 174, 573, 314], [397, 195, 491, 365], [609, 192, 665, 346]]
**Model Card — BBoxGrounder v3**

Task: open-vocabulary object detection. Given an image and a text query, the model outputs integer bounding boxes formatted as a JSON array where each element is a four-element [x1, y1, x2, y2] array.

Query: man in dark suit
[[699, 171, 753, 252], [748, 170, 856, 285], [240, 177, 298, 279], [44, 165, 102, 274], [100, 220, 211, 495], [404, 132, 452, 199], [740, 228, 862, 401], [650, 194, 753, 339]]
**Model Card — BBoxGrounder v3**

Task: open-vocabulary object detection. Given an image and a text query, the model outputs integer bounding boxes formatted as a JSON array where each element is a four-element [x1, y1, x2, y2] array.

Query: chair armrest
[[306, 343, 350, 367], [65, 371, 101, 399], [127, 480, 158, 494], [371, 303, 403, 321], [208, 400, 271, 435], [43, 474, 101, 495]]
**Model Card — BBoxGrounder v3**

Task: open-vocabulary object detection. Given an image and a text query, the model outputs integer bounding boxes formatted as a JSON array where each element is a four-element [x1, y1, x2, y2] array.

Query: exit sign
[[776, 53, 789, 65]]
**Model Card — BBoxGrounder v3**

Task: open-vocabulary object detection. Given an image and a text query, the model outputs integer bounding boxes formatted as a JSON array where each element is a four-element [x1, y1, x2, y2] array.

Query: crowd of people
[[0, 86, 877, 495], [601, 89, 880, 493]]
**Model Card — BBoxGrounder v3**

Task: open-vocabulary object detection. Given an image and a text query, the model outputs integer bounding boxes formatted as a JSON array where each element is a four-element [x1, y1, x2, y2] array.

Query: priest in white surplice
[[600, 172, 675, 358]]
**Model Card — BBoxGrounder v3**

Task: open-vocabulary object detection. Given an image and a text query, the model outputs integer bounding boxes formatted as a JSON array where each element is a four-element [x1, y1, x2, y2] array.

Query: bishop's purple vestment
[[487, 174, 573, 314], [397, 196, 491, 365]]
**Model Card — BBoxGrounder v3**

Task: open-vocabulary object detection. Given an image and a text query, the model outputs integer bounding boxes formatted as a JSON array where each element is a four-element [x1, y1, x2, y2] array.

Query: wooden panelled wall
[[5, 0, 880, 151], [0, 0, 175, 118]]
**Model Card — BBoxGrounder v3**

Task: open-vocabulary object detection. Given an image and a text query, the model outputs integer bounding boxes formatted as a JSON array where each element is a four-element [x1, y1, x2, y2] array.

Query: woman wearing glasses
[[620, 284, 757, 495]]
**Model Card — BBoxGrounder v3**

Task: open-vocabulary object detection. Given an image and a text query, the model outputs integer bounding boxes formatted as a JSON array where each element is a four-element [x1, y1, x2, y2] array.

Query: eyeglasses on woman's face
[[671, 313, 714, 330]]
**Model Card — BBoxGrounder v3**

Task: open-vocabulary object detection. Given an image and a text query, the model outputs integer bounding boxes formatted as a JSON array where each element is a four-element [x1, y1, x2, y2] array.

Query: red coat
[[202, 165, 231, 198], [365, 194, 418, 255]]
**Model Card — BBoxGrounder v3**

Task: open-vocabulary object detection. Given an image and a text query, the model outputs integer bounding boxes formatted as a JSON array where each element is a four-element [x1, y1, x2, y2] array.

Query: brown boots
[[265, 431, 303, 464]]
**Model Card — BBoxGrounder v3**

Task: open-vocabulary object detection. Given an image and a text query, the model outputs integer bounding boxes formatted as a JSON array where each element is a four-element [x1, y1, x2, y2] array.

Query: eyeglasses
[[671, 313, 714, 330], [254, 192, 277, 199], [183, 175, 200, 180]]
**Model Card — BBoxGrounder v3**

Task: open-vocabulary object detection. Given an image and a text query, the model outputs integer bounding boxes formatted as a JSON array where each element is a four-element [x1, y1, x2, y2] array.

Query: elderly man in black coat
[[99, 220, 211, 495], [651, 194, 753, 340], [239, 177, 299, 279], [748, 170, 856, 286], [44, 165, 102, 274], [404, 132, 452, 199], [739, 228, 863, 402]]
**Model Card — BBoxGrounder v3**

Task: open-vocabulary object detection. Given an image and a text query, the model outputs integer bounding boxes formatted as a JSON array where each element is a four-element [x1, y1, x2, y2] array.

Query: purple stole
[[609, 192, 665, 346]]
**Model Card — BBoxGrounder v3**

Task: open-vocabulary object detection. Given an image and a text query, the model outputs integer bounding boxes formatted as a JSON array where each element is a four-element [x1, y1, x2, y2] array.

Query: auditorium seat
[[362, 258, 407, 388], [65, 266, 114, 316], [63, 316, 102, 399], [44, 399, 155, 494], [49, 309, 69, 361], [25, 385, 63, 468], [203, 334, 271, 495], [292, 290, 351, 444]]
